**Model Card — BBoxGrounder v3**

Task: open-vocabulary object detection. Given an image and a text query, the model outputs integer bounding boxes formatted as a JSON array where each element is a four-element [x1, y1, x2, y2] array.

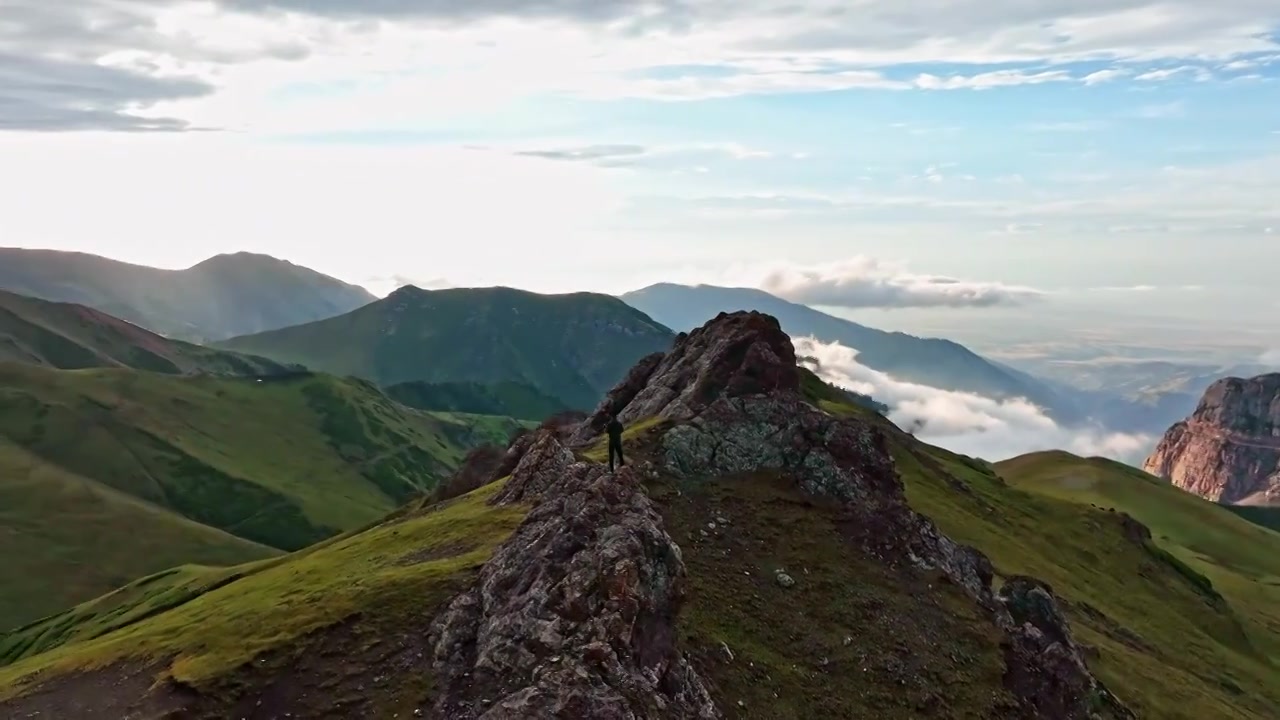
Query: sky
[[3, 1, 1279, 362]]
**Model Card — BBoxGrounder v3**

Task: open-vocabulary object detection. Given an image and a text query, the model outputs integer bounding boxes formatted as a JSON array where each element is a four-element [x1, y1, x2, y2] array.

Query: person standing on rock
[[607, 414, 626, 472]]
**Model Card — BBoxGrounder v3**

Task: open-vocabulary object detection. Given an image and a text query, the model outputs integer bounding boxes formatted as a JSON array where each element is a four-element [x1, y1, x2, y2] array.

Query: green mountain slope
[[0, 363, 524, 630], [0, 248, 374, 342], [0, 289, 292, 375], [0, 482, 527, 716], [0, 439, 279, 634], [384, 380, 569, 421], [995, 451, 1280, 664], [1, 315, 1277, 719], [218, 285, 674, 410]]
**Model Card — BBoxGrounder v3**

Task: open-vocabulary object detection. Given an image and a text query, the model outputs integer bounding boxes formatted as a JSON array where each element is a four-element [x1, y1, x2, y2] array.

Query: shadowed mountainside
[[0, 248, 374, 342]]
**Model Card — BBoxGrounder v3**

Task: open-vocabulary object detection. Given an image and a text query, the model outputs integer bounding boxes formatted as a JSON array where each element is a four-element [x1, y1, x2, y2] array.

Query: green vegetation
[[1227, 506, 1280, 533], [386, 379, 569, 421], [0, 289, 290, 376], [654, 473, 1015, 719], [0, 363, 521, 630], [217, 285, 674, 409], [996, 451, 1280, 667], [0, 439, 278, 636], [0, 481, 527, 701], [0, 248, 374, 342], [891, 442, 1280, 719]]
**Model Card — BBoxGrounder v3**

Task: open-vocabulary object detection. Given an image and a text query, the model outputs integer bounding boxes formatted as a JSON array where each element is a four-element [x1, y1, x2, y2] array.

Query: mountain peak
[[573, 310, 799, 443], [189, 251, 292, 270], [1144, 371, 1280, 505]]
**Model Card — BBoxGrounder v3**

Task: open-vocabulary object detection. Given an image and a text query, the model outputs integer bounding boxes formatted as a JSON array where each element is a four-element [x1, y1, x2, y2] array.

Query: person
[[606, 414, 625, 472]]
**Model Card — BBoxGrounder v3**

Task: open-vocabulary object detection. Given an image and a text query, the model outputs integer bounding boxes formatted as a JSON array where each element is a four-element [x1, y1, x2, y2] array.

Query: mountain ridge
[[0, 289, 295, 376], [620, 282, 1076, 418], [0, 247, 375, 342], [217, 284, 675, 410]]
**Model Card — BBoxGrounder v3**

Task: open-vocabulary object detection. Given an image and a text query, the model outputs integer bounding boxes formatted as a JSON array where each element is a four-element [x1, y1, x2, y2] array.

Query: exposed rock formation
[[439, 310, 1128, 719], [571, 311, 798, 444], [429, 434, 719, 719], [998, 577, 1133, 719], [1144, 373, 1280, 505]]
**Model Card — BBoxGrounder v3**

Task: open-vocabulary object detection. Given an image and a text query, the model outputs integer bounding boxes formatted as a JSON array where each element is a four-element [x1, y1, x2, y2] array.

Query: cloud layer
[[5, 0, 1278, 130], [797, 337, 1155, 463], [762, 257, 1045, 310]]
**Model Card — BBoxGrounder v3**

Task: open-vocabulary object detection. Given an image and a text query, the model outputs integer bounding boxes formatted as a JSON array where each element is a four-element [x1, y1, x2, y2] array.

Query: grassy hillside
[[0, 439, 279, 633], [0, 363, 524, 629], [218, 285, 674, 410], [385, 379, 569, 421], [995, 452, 1280, 663], [0, 289, 292, 375], [0, 248, 374, 342], [0, 481, 528, 717]]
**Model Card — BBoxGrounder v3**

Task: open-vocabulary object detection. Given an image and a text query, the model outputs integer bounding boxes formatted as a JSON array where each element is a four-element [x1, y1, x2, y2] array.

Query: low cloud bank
[[762, 256, 1043, 310], [796, 337, 1155, 464]]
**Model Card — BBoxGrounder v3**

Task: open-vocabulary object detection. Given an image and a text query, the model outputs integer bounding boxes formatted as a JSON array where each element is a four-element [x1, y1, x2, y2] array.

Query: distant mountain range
[[0, 249, 1240, 437], [0, 248, 374, 342], [622, 283, 1077, 418], [0, 289, 293, 376], [218, 285, 675, 411]]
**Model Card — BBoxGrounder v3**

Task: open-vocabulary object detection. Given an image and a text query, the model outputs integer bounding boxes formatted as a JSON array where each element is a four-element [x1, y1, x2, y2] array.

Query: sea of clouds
[[795, 337, 1156, 465]]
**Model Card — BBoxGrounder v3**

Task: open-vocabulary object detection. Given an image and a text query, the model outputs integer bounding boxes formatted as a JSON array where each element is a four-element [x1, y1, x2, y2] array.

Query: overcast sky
[[3, 1, 1279, 354]]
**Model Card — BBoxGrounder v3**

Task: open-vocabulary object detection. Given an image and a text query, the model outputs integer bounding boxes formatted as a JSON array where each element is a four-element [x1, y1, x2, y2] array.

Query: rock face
[[439, 310, 1127, 719], [571, 311, 798, 444], [998, 577, 1133, 720], [1144, 373, 1280, 505], [429, 434, 719, 719]]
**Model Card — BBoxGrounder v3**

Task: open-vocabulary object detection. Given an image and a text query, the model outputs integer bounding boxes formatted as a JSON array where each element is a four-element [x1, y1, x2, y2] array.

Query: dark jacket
[[606, 418, 624, 440]]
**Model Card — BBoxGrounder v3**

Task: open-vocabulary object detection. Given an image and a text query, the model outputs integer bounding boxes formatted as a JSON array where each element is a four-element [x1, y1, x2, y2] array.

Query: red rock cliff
[[1143, 373, 1280, 505]]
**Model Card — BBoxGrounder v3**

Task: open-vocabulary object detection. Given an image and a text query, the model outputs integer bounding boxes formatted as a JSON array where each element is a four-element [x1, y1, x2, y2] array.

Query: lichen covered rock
[[429, 434, 719, 719]]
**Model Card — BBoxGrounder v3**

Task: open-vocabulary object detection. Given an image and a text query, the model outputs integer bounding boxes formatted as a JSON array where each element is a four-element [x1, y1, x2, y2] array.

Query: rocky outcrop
[[1144, 373, 1280, 505], [429, 434, 719, 719], [437, 309, 1126, 719], [571, 311, 798, 445], [998, 577, 1134, 720]]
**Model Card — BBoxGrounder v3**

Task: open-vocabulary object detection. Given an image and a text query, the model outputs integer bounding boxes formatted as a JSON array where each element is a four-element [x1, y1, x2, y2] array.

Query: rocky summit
[[441, 310, 1129, 719], [1144, 373, 1280, 506]]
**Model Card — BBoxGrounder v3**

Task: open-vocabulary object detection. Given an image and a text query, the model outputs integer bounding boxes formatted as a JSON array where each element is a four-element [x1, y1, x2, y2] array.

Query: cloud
[[1261, 349, 1280, 365], [216, 0, 1280, 67], [0, 51, 213, 132], [1082, 68, 1129, 85], [0, 1, 313, 131], [797, 337, 1156, 464], [516, 144, 648, 162], [512, 141, 775, 169], [1133, 65, 1213, 82], [761, 256, 1045, 310], [913, 69, 1074, 90]]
